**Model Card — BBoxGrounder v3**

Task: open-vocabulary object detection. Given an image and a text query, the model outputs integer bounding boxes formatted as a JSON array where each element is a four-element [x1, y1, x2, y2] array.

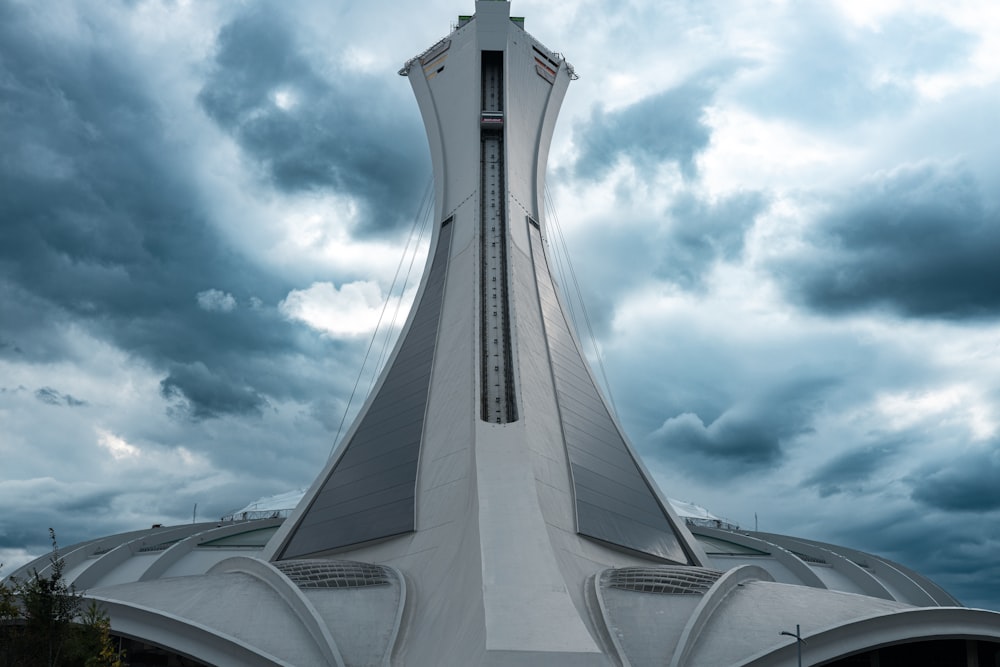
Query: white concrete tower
[[265, 3, 706, 663]]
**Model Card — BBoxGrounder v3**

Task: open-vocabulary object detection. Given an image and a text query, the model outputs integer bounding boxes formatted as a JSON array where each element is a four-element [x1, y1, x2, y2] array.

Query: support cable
[[543, 184, 620, 416], [330, 178, 435, 457], [369, 182, 435, 393]]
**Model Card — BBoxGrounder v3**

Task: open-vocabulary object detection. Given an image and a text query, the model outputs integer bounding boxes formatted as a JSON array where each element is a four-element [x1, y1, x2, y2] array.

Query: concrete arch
[[139, 519, 283, 582], [759, 532, 945, 606], [738, 607, 1000, 667], [755, 533, 893, 601], [87, 595, 292, 667], [691, 526, 826, 589], [73, 523, 209, 590], [208, 556, 346, 667], [877, 555, 960, 606], [13, 528, 155, 580], [670, 565, 775, 667]]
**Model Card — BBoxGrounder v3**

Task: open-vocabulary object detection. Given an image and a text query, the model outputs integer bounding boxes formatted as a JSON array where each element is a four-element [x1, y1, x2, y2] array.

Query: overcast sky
[[2, 0, 999, 611]]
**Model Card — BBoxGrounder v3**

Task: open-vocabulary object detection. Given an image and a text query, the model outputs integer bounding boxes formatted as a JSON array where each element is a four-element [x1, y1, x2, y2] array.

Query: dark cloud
[[1, 7, 235, 320], [645, 378, 829, 478], [572, 66, 736, 180], [777, 164, 1000, 318], [651, 410, 783, 467], [0, 2, 350, 430], [657, 190, 768, 289], [197, 6, 427, 234], [0, 477, 248, 556], [0, 283, 82, 364], [161, 361, 269, 420], [34, 388, 64, 406], [911, 448, 1000, 512], [801, 439, 902, 497], [34, 387, 88, 407], [52, 489, 118, 516], [0, 480, 124, 553]]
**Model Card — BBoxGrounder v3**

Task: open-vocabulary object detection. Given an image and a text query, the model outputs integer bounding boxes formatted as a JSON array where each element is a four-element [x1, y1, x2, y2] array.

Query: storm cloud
[[657, 189, 768, 289], [160, 361, 269, 420], [801, 439, 902, 497], [911, 447, 1000, 512], [34, 387, 88, 408], [0, 1, 355, 431], [779, 164, 1000, 318], [198, 6, 427, 234], [646, 379, 830, 478], [572, 71, 727, 180]]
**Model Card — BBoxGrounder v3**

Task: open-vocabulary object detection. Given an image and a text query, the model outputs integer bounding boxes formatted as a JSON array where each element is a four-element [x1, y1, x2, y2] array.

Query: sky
[[2, 0, 999, 611]]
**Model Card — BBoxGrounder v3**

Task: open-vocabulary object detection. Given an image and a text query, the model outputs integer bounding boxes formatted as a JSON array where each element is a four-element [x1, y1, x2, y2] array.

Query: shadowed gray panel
[[527, 221, 691, 564], [279, 220, 454, 559]]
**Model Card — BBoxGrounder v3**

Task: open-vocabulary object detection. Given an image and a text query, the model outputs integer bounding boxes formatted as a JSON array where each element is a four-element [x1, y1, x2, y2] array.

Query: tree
[[0, 530, 126, 667], [16, 529, 82, 666], [0, 569, 18, 621], [1, 564, 22, 664], [81, 603, 125, 667]]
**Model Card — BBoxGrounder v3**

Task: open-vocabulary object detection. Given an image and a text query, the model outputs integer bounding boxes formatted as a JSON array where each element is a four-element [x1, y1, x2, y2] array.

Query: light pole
[[780, 624, 803, 667]]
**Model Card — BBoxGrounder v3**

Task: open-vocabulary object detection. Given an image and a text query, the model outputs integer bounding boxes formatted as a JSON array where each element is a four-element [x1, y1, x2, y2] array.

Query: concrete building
[[8, 3, 1000, 665]]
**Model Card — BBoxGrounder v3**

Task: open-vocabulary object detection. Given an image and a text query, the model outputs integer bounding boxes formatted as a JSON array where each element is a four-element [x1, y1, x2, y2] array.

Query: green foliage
[[1, 568, 19, 623], [17, 529, 82, 666], [0, 530, 127, 667], [81, 603, 125, 667]]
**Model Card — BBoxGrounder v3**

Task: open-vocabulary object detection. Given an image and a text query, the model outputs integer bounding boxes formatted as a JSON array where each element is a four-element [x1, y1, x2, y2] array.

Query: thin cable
[[369, 181, 435, 393], [543, 184, 620, 416], [545, 197, 579, 330], [330, 178, 434, 457]]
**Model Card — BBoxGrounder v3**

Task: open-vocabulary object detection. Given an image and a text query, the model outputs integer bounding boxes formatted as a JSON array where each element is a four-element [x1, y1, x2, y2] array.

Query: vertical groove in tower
[[480, 50, 518, 423]]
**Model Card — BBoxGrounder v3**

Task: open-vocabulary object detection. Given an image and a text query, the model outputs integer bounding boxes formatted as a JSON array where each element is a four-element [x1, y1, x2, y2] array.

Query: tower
[[263, 2, 705, 663]]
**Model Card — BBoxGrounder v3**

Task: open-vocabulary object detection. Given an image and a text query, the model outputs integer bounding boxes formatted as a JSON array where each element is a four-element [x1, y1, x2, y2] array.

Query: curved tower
[[264, 1, 704, 662]]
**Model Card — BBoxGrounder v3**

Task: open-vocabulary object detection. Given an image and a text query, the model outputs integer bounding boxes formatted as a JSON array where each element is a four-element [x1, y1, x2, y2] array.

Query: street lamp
[[780, 624, 804, 667]]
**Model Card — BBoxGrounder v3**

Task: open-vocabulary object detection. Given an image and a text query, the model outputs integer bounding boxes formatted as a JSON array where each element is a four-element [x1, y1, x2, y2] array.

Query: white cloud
[[876, 385, 997, 441], [271, 88, 298, 111], [196, 288, 237, 312], [97, 428, 141, 460], [700, 106, 860, 193], [279, 280, 415, 337]]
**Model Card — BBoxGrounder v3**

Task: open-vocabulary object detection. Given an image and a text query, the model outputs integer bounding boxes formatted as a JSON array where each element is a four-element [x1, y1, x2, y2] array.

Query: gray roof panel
[[278, 220, 454, 559]]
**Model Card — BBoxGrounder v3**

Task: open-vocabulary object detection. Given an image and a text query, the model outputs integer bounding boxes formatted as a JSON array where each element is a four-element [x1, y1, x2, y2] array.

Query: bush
[[0, 530, 126, 667]]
